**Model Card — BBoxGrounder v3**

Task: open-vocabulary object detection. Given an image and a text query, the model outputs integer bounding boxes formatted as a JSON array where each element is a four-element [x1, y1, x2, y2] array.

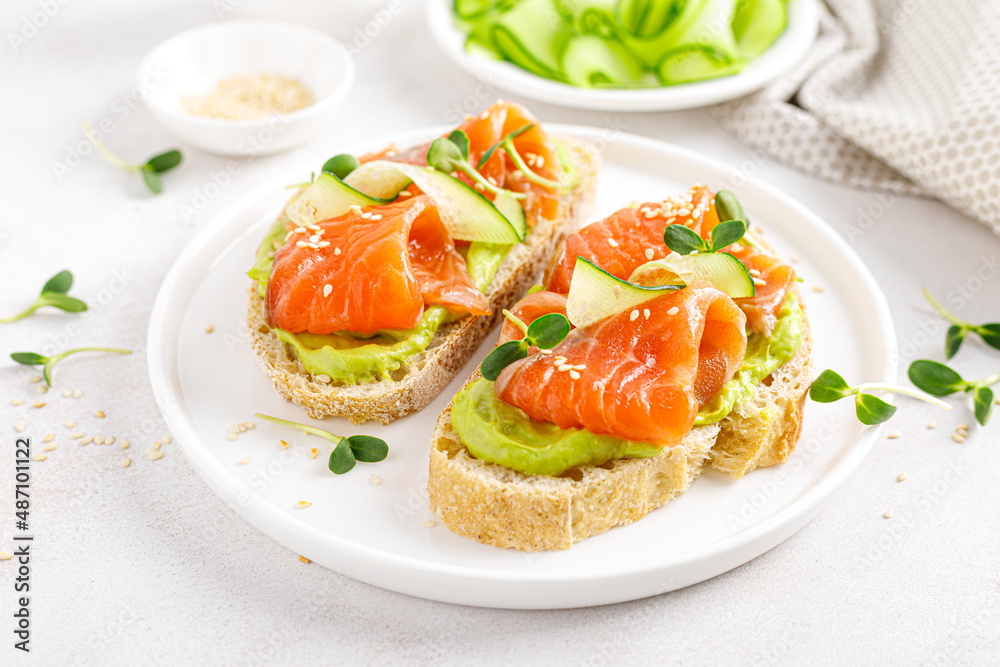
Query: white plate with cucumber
[[147, 124, 895, 609], [427, 0, 821, 112]]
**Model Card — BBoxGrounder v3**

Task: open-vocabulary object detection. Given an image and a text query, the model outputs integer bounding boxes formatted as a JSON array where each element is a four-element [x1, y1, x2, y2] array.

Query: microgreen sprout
[[809, 369, 951, 425], [426, 130, 525, 200], [662, 191, 752, 256], [82, 122, 182, 194], [481, 311, 571, 381], [254, 413, 388, 474], [908, 361, 1000, 426], [922, 288, 1000, 358], [1, 270, 87, 323], [11, 347, 131, 386]]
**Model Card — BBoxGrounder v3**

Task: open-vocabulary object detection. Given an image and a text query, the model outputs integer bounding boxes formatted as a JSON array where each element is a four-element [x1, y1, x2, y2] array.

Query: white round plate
[[426, 0, 820, 112], [148, 124, 895, 609]]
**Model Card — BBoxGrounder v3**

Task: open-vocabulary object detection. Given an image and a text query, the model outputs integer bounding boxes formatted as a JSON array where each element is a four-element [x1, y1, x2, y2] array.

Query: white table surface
[[2, 1, 999, 664]]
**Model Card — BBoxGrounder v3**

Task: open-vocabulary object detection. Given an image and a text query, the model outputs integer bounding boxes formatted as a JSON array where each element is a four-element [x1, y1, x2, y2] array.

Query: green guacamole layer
[[451, 294, 805, 477], [250, 220, 508, 385]]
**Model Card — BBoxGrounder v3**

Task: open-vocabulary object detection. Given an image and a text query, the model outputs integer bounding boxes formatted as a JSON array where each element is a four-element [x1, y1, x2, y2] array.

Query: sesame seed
[[239, 457, 252, 465], [33, 454, 46, 461], [569, 370, 581, 380], [148, 451, 164, 460], [152, 441, 161, 450], [205, 324, 214, 333], [245, 422, 255, 429], [423, 520, 436, 528], [94, 437, 104, 445], [334, 247, 342, 256], [81, 437, 94, 445], [399, 189, 412, 197], [121, 439, 129, 449], [309, 448, 318, 460], [643, 309, 651, 320], [753, 278, 767, 286], [613, 286, 622, 298], [299, 556, 311, 564], [666, 217, 676, 224], [749, 269, 761, 277], [349, 205, 362, 211], [162, 436, 170, 444], [573, 365, 586, 370], [294, 226, 307, 233], [33, 401, 45, 408], [73, 389, 82, 398], [227, 434, 237, 441], [323, 284, 333, 298], [29, 376, 41, 384], [678, 208, 691, 216], [315, 374, 332, 384], [474, 183, 485, 191], [630, 310, 639, 321], [43, 444, 56, 452], [106, 436, 115, 445], [296, 501, 312, 509], [296, 241, 307, 248], [558, 364, 573, 372], [0, 552, 11, 561], [927, 421, 937, 429], [43, 433, 53, 442], [952, 433, 966, 443], [10, 399, 23, 406], [280, 440, 289, 450], [317, 241, 330, 248], [957, 423, 968, 431], [688, 250, 699, 256], [95, 410, 105, 419], [812, 286, 824, 293], [887, 431, 901, 439], [644, 210, 658, 219], [608, 238, 619, 248], [371, 474, 382, 486], [65, 420, 73, 428], [309, 235, 320, 243], [37, 385, 47, 394], [883, 509, 894, 519], [645, 248, 655, 260], [897, 473, 907, 482], [14, 422, 24, 433], [122, 458, 131, 468], [71, 431, 83, 439], [554, 356, 567, 365], [667, 306, 679, 316]]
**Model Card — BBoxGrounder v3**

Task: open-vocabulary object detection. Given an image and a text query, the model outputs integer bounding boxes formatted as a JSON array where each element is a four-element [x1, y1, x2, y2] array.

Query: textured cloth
[[713, 0, 1000, 235]]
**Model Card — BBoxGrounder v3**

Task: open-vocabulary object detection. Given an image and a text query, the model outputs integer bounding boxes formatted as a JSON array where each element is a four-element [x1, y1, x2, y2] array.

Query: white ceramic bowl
[[137, 20, 355, 157], [427, 0, 819, 112]]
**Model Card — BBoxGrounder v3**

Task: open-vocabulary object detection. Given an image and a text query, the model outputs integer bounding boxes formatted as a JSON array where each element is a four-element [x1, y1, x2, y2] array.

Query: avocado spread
[[250, 221, 508, 384], [451, 294, 805, 476]]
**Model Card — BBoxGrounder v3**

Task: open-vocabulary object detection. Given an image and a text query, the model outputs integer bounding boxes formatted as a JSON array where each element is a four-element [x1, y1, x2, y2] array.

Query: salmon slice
[[543, 185, 795, 333], [267, 196, 489, 335], [494, 282, 747, 446], [498, 290, 569, 345], [543, 186, 716, 294]]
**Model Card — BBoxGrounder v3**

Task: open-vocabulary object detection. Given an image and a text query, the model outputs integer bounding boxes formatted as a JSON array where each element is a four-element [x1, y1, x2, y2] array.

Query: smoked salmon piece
[[543, 185, 795, 333], [267, 195, 489, 335], [495, 282, 747, 446], [498, 290, 569, 345]]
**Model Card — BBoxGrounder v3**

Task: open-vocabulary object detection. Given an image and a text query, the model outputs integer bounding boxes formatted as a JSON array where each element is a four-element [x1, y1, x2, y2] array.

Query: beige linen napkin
[[712, 0, 1000, 235]]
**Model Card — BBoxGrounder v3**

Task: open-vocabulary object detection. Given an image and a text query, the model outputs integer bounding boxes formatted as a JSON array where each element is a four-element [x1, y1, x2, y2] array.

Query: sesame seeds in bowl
[[137, 20, 355, 157]]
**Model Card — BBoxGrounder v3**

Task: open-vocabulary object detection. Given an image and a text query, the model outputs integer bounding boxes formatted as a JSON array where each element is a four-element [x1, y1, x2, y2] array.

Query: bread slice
[[247, 138, 600, 424], [427, 305, 814, 551]]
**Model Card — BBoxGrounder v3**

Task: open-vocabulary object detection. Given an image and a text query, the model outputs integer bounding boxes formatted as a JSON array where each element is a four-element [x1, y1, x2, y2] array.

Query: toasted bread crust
[[247, 139, 600, 424], [427, 309, 814, 551], [427, 373, 720, 551]]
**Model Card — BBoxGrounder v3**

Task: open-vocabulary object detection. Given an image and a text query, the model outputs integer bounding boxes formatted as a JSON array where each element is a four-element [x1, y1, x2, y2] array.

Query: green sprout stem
[[1, 303, 42, 323], [254, 413, 342, 443], [454, 161, 526, 201], [502, 309, 530, 337], [504, 140, 565, 190], [82, 122, 140, 171], [972, 371, 1000, 389], [855, 383, 952, 410], [922, 288, 966, 327]]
